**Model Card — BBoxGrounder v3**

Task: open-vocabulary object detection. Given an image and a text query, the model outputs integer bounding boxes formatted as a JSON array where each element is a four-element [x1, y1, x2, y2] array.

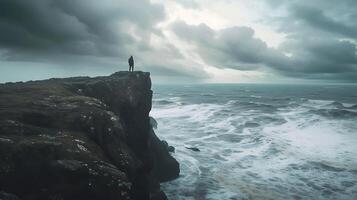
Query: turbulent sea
[[150, 84, 357, 200]]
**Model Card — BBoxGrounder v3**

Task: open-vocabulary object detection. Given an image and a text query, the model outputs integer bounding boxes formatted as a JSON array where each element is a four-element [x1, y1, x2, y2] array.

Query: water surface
[[151, 84, 357, 200]]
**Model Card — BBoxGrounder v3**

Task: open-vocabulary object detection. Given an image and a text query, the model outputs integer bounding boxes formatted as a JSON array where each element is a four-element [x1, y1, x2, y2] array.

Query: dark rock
[[185, 147, 200, 152], [149, 117, 158, 129], [0, 191, 21, 200], [0, 71, 179, 200], [161, 140, 175, 153], [150, 190, 168, 200], [162, 140, 169, 149], [150, 131, 180, 182], [168, 146, 175, 153]]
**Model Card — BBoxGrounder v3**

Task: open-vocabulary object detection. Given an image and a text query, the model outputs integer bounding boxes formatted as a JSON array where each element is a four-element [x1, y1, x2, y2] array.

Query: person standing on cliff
[[128, 56, 134, 72]]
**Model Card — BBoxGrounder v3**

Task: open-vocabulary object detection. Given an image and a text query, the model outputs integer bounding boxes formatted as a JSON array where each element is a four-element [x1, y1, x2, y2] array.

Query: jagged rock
[[0, 71, 179, 200]]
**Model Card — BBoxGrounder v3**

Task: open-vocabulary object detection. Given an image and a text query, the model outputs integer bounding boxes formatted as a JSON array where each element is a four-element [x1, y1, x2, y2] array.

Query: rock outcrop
[[0, 71, 179, 200]]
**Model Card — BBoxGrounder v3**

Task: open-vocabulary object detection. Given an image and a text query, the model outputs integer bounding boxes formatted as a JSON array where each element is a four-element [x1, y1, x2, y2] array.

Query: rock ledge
[[0, 71, 179, 200]]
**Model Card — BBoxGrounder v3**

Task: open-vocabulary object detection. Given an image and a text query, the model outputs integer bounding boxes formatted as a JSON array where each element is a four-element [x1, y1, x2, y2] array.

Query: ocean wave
[[342, 103, 357, 109], [226, 100, 238, 105], [216, 134, 245, 143], [153, 99, 175, 105], [249, 95, 262, 99], [310, 109, 357, 119], [244, 122, 260, 128], [307, 99, 335, 107], [253, 116, 287, 125], [153, 96, 187, 106], [231, 101, 279, 112], [200, 93, 215, 97], [327, 101, 345, 109], [151, 103, 223, 122], [327, 101, 357, 109], [301, 100, 357, 114], [308, 161, 348, 172], [271, 97, 291, 101], [153, 84, 357, 200]]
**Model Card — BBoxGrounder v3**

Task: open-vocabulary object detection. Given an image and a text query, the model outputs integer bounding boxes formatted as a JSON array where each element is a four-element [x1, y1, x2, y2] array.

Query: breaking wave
[[151, 84, 357, 200], [310, 109, 357, 119]]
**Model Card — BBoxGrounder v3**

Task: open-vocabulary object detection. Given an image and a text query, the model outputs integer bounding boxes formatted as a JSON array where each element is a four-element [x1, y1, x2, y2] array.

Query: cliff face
[[0, 72, 179, 200]]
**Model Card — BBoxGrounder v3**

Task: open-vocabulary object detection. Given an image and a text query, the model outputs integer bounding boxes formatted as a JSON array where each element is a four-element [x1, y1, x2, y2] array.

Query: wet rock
[[185, 147, 200, 152], [161, 140, 175, 153], [168, 146, 175, 153], [0, 71, 179, 200], [150, 131, 180, 182]]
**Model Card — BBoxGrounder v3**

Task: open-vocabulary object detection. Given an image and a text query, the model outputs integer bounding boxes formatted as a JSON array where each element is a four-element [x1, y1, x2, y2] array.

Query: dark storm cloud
[[270, 2, 357, 39], [0, 0, 164, 62], [280, 38, 357, 72], [171, 0, 357, 82], [269, 0, 357, 81], [289, 5, 357, 38]]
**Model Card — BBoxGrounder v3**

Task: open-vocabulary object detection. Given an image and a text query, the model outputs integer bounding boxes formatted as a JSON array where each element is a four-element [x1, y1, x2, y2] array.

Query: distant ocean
[[150, 84, 357, 200]]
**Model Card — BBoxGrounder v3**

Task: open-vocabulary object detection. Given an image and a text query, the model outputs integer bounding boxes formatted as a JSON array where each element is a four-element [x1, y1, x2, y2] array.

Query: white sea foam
[[154, 86, 357, 199]]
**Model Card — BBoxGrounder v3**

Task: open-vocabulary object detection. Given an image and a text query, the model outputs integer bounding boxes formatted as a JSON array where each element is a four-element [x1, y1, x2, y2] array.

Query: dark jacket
[[128, 56, 134, 66]]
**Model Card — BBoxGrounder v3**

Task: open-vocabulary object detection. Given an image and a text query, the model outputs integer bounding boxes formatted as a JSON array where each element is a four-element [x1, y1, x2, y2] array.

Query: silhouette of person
[[128, 56, 134, 72]]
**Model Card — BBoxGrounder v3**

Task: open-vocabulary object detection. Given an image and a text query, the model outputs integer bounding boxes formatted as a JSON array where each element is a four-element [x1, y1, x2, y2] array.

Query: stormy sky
[[0, 0, 356, 83]]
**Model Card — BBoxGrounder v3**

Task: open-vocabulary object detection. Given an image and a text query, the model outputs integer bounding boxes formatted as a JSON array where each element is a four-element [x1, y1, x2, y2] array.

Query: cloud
[[265, 0, 357, 81], [171, 20, 357, 82], [267, 2, 357, 40], [290, 5, 357, 38], [1, 0, 357, 82], [175, 0, 200, 9], [0, 0, 212, 80], [0, 0, 164, 59], [278, 38, 357, 81], [171, 21, 288, 70]]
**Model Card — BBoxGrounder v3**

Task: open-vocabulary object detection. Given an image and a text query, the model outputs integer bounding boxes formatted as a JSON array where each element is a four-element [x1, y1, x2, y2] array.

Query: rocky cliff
[[0, 71, 180, 200]]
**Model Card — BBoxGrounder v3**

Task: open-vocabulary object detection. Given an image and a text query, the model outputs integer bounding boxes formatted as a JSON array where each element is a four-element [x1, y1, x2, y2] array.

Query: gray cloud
[[269, 0, 357, 81], [278, 38, 357, 81], [0, 0, 211, 81], [171, 21, 289, 70], [290, 5, 357, 38], [0, 0, 164, 63], [1, 0, 357, 83], [268, 2, 357, 40], [170, 0, 357, 82], [171, 19, 357, 82]]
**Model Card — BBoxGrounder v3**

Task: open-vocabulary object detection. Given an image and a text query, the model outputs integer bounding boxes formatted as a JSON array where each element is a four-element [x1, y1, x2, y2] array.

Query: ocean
[[150, 84, 357, 200]]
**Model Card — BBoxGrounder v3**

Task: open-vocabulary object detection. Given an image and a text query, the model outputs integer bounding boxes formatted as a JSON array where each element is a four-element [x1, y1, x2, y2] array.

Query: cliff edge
[[0, 71, 179, 200]]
